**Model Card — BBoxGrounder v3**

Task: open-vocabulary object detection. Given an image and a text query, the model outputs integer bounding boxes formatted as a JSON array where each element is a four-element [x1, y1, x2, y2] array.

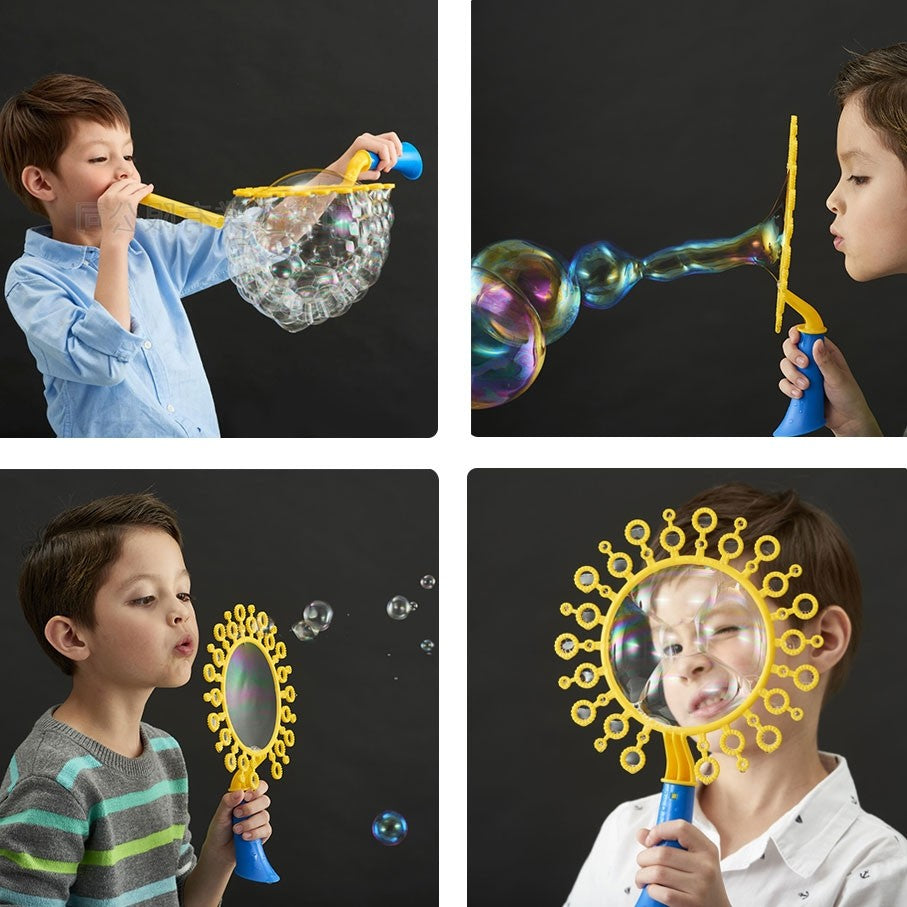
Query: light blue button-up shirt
[[5, 218, 231, 437]]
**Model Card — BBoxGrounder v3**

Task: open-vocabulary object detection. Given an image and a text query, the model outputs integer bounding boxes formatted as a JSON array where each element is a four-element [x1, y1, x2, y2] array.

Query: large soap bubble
[[473, 240, 579, 342], [224, 169, 394, 333], [471, 266, 545, 409]]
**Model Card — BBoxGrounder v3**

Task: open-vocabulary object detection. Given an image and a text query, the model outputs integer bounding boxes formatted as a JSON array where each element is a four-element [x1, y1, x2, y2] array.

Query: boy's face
[[826, 98, 907, 281], [43, 118, 141, 226], [74, 527, 197, 690], [627, 568, 765, 727]]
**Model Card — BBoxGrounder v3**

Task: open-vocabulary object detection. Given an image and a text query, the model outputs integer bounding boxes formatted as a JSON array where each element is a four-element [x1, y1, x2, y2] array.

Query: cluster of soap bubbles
[[291, 600, 334, 642], [224, 175, 394, 333], [372, 809, 408, 846]]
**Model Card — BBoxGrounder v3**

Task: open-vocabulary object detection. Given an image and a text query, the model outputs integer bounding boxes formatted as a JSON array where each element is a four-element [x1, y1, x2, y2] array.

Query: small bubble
[[291, 620, 318, 642], [420, 575, 436, 590], [420, 639, 435, 655], [580, 668, 594, 683], [303, 600, 333, 632], [386, 595, 413, 621], [372, 810, 408, 846], [576, 705, 592, 720]]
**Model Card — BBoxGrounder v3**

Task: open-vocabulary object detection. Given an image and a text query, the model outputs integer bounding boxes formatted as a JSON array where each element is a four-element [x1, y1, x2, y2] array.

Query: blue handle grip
[[233, 815, 279, 884], [635, 782, 696, 907], [773, 331, 826, 437], [368, 141, 423, 180]]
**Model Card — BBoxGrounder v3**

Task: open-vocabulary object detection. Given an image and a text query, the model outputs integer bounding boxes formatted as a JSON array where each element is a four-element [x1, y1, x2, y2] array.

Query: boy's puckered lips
[[174, 634, 196, 657], [831, 227, 844, 250]]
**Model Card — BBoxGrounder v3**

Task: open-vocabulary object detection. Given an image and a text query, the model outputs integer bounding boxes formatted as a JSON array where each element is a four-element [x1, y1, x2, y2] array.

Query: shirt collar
[[23, 224, 141, 269], [768, 753, 861, 877], [694, 753, 861, 878]]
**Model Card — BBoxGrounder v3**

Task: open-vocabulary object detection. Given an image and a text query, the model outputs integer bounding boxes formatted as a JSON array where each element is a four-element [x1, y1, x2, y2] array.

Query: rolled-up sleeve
[[6, 277, 144, 385]]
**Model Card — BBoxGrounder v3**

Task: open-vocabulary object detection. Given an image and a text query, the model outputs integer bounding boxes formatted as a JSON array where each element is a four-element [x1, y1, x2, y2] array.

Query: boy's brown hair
[[654, 482, 862, 699], [833, 43, 907, 167], [19, 492, 183, 675], [0, 73, 130, 216]]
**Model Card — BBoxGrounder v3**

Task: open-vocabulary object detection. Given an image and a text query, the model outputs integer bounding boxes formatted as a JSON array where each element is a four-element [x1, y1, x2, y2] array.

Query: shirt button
[[142, 340, 153, 350], [166, 404, 175, 413]]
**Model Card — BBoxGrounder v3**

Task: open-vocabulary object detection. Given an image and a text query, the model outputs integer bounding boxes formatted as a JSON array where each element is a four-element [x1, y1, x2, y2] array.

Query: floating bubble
[[473, 240, 580, 343], [471, 266, 545, 409], [420, 575, 436, 590], [223, 170, 395, 333], [386, 595, 414, 621], [420, 639, 435, 655], [303, 600, 333, 632], [372, 810, 408, 846], [291, 619, 318, 642]]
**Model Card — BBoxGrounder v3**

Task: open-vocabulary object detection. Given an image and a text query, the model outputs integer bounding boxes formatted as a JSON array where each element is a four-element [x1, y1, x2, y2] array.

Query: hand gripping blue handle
[[233, 815, 279, 883], [635, 782, 696, 907], [773, 331, 826, 437], [367, 141, 423, 180]]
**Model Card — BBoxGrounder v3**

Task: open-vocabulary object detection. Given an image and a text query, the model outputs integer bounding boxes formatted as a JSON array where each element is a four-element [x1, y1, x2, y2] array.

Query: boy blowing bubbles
[[564, 484, 907, 907], [0, 74, 402, 437], [779, 44, 907, 435], [0, 493, 271, 906]]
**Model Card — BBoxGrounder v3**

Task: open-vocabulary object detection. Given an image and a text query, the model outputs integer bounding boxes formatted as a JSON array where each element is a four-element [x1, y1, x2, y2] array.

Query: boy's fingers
[[781, 337, 809, 367], [780, 357, 809, 389]]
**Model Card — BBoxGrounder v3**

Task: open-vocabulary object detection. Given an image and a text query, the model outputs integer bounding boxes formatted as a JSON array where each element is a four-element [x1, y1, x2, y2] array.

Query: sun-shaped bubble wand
[[555, 507, 826, 907], [202, 603, 298, 884], [137, 142, 421, 333]]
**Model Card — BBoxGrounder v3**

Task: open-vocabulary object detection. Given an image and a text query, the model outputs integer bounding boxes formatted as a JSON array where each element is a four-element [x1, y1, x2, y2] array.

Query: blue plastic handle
[[367, 141, 423, 180], [232, 815, 279, 884], [635, 782, 696, 907], [773, 331, 826, 437]]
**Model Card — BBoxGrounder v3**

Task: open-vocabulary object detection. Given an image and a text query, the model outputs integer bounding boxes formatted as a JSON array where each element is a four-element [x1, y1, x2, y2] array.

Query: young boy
[[0, 74, 402, 437], [564, 483, 907, 906], [0, 492, 272, 906], [778, 44, 907, 436]]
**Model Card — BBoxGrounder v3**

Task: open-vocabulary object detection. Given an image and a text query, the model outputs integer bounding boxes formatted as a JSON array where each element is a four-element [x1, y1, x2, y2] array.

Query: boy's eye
[[88, 157, 106, 163], [177, 592, 194, 603], [705, 624, 742, 638], [663, 643, 683, 657], [130, 595, 156, 606], [847, 175, 869, 186]]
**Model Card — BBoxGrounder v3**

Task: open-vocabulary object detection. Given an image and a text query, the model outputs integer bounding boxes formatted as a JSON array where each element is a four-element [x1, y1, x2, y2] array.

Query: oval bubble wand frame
[[139, 143, 422, 332], [203, 603, 298, 884], [555, 506, 826, 907]]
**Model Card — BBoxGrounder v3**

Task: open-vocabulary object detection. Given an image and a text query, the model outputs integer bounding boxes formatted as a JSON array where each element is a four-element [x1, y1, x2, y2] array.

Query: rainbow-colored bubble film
[[609, 566, 767, 730], [471, 265, 546, 409], [225, 642, 278, 748], [473, 240, 580, 342], [471, 172, 789, 409]]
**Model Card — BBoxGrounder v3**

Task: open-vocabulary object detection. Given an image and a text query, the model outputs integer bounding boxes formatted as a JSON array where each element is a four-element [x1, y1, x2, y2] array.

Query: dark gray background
[[468, 468, 907, 905], [0, 0, 437, 438], [0, 470, 438, 906], [472, 2, 907, 436]]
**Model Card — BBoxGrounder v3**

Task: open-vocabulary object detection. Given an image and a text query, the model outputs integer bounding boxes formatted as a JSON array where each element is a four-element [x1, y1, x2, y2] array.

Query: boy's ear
[[808, 605, 851, 675], [21, 165, 57, 203], [44, 616, 90, 666]]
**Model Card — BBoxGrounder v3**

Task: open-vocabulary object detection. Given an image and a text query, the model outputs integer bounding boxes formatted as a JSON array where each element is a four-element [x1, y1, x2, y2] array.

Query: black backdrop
[[472, 2, 907, 436], [0, 470, 438, 906], [0, 0, 437, 438], [468, 468, 907, 905]]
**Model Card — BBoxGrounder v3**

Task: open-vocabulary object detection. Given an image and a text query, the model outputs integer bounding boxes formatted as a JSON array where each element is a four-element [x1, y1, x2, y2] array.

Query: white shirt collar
[[693, 753, 861, 877]]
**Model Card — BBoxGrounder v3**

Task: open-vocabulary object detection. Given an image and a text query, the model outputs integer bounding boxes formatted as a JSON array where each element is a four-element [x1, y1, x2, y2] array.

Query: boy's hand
[[779, 326, 882, 436], [327, 132, 403, 181], [635, 821, 732, 907], [96, 178, 153, 246], [201, 781, 272, 867]]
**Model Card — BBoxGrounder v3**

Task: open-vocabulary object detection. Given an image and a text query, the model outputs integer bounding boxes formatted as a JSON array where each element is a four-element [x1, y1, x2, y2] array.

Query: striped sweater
[[0, 708, 196, 906]]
